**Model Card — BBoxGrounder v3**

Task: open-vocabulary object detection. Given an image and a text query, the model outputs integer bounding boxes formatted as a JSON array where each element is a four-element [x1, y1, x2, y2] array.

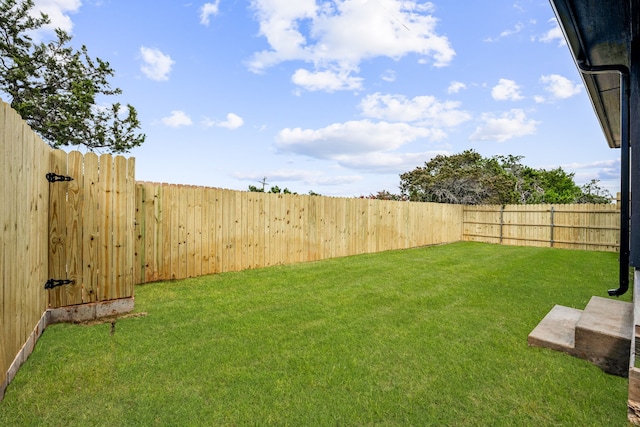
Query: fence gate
[[47, 150, 136, 308]]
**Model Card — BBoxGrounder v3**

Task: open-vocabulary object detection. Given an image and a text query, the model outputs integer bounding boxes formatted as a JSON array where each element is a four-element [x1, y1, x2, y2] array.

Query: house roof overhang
[[550, 0, 630, 148]]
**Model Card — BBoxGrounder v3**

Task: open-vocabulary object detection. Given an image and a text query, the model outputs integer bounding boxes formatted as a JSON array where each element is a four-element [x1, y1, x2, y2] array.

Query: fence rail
[[463, 204, 621, 252]]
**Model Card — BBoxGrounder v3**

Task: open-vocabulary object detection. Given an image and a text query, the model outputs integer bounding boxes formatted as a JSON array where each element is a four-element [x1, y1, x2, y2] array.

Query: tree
[[248, 185, 264, 192], [399, 150, 517, 204], [248, 184, 295, 194], [398, 150, 607, 205], [577, 179, 613, 204], [536, 167, 582, 204], [492, 154, 543, 204], [361, 190, 404, 201], [0, 0, 145, 153]]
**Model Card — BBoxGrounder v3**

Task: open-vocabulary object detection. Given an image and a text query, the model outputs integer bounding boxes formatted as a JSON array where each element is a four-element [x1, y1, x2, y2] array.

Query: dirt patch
[[76, 311, 148, 326]]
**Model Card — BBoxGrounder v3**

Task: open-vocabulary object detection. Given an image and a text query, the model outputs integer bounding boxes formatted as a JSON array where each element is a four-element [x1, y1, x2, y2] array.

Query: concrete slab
[[48, 298, 135, 324], [528, 305, 582, 355]]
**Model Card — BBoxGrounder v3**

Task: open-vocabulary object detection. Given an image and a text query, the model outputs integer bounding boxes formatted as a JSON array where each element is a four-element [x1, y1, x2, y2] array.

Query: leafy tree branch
[[0, 0, 145, 153]]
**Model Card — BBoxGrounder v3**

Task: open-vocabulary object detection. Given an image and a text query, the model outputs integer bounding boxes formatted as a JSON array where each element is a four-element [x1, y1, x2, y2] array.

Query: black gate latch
[[46, 172, 73, 183], [44, 279, 74, 289]]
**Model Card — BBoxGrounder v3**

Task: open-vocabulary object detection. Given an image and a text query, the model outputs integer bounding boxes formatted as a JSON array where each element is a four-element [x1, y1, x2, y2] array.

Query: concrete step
[[527, 305, 583, 355], [528, 296, 633, 376], [574, 296, 633, 376]]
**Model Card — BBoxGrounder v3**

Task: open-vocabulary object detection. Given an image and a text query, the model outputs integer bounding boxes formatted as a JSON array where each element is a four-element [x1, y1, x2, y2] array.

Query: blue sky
[[30, 0, 620, 197]]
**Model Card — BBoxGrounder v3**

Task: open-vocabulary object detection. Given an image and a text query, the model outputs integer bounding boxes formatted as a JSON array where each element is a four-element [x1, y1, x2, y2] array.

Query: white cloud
[[381, 69, 396, 83], [200, 1, 220, 26], [484, 22, 524, 42], [234, 169, 322, 182], [470, 109, 539, 142], [273, 92, 466, 172], [232, 169, 364, 188], [539, 18, 565, 46], [140, 46, 175, 81], [248, 0, 455, 92], [447, 81, 467, 94], [561, 159, 618, 170], [513, 2, 526, 13], [31, 0, 81, 34], [291, 68, 363, 92], [539, 74, 581, 100], [202, 113, 245, 129], [559, 159, 620, 189], [161, 110, 193, 127], [276, 120, 440, 160], [335, 150, 448, 173], [218, 113, 244, 129], [491, 79, 524, 101], [359, 93, 471, 128]]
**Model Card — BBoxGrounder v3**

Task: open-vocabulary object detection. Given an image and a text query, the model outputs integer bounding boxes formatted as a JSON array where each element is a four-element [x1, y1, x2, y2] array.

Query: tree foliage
[[0, 0, 145, 153], [577, 179, 613, 204], [248, 184, 295, 194], [399, 150, 516, 204], [398, 150, 611, 205], [361, 190, 405, 201]]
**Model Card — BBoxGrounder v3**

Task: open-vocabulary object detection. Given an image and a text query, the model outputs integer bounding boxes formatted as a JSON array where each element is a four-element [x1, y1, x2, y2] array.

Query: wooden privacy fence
[[1, 101, 135, 399], [1, 101, 50, 399], [463, 204, 621, 252], [134, 182, 464, 283]]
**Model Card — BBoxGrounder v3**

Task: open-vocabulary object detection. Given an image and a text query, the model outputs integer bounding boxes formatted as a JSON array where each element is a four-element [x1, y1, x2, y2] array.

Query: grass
[[0, 242, 633, 426]]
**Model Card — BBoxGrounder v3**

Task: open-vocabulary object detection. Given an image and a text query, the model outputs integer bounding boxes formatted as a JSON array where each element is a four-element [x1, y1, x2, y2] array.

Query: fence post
[[550, 206, 555, 248]]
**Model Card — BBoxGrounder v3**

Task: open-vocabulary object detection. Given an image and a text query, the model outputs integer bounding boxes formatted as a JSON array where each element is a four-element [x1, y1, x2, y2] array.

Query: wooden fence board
[[236, 191, 245, 271], [65, 151, 84, 305], [97, 154, 112, 300], [141, 181, 152, 282], [201, 187, 211, 275], [113, 156, 127, 298], [213, 188, 223, 274], [246, 192, 256, 269], [161, 185, 173, 280], [256, 192, 265, 268], [195, 186, 204, 277], [16, 123, 28, 346], [83, 154, 99, 302], [48, 150, 68, 307], [186, 186, 196, 278]]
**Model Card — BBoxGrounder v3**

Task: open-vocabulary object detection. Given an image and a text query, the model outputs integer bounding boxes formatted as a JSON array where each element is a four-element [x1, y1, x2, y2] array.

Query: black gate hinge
[[44, 279, 75, 289], [46, 172, 73, 183]]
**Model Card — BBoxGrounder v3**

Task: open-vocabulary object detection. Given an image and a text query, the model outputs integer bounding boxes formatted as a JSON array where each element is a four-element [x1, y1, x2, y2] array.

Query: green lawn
[[0, 242, 632, 426]]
